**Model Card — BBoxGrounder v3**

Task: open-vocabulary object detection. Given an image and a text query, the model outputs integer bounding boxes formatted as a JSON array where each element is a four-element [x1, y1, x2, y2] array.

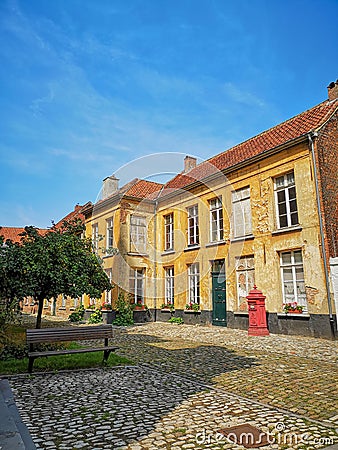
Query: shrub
[[169, 317, 184, 325], [68, 304, 85, 322], [88, 308, 102, 324], [113, 293, 134, 326]]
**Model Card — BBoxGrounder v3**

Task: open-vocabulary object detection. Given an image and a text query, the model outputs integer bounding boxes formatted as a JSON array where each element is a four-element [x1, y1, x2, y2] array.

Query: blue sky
[[1, 0, 337, 228]]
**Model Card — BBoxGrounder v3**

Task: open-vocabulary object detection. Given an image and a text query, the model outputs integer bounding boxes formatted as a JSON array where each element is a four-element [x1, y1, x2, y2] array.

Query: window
[[92, 223, 99, 253], [274, 172, 299, 228], [106, 218, 114, 249], [236, 256, 255, 310], [73, 297, 80, 308], [105, 269, 112, 303], [232, 187, 252, 238], [165, 267, 175, 305], [187, 205, 199, 246], [61, 295, 66, 308], [188, 263, 200, 304], [164, 213, 174, 250], [130, 215, 147, 254], [129, 268, 145, 304], [209, 198, 223, 242], [280, 250, 306, 309]]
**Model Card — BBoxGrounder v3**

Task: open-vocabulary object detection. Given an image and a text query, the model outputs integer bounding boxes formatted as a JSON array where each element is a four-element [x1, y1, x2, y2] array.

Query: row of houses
[[2, 80, 338, 338]]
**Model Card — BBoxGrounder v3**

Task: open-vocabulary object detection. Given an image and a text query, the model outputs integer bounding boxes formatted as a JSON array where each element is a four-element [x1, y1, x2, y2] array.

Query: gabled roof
[[123, 179, 163, 200], [0, 227, 48, 243], [162, 98, 338, 194]]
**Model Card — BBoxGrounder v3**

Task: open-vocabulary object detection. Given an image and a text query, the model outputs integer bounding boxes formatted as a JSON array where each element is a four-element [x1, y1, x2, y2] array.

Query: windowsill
[[205, 240, 226, 248], [127, 252, 149, 257], [184, 309, 201, 314], [58, 307, 66, 310], [233, 311, 249, 316], [184, 245, 200, 252], [161, 308, 175, 313], [277, 312, 310, 318], [69, 308, 76, 311], [272, 226, 302, 236], [161, 250, 175, 256], [230, 234, 254, 243]]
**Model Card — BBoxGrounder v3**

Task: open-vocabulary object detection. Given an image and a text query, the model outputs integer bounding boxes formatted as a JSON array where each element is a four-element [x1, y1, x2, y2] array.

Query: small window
[[165, 267, 175, 305], [92, 223, 99, 253], [209, 198, 224, 242], [232, 187, 252, 238], [236, 256, 255, 310], [130, 215, 147, 254], [274, 171, 299, 228], [280, 250, 307, 310], [129, 268, 145, 304], [164, 213, 174, 250], [106, 218, 114, 249], [188, 263, 200, 304], [187, 205, 199, 246], [105, 269, 112, 303]]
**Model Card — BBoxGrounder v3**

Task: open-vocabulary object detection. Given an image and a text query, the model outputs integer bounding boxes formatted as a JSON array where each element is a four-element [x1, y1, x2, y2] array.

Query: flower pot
[[84, 309, 95, 321], [101, 310, 116, 324], [287, 310, 303, 314]]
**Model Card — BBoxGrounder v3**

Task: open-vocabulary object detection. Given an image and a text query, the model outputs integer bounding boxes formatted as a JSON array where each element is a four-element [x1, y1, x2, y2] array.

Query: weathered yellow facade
[[83, 85, 338, 338]]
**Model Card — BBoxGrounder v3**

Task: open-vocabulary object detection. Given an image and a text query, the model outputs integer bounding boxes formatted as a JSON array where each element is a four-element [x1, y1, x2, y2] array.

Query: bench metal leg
[[28, 357, 35, 373], [103, 350, 111, 363]]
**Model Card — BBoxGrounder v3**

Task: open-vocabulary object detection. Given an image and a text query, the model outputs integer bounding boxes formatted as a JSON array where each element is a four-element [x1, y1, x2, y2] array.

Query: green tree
[[0, 221, 113, 329]]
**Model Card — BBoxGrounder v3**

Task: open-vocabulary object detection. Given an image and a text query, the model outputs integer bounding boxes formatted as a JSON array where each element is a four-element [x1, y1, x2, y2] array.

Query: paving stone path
[[8, 322, 338, 449]]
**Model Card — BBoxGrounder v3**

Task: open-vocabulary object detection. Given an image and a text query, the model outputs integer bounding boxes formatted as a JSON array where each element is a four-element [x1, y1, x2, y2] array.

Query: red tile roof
[[0, 227, 48, 243], [162, 98, 338, 194], [54, 203, 89, 229], [123, 179, 163, 200]]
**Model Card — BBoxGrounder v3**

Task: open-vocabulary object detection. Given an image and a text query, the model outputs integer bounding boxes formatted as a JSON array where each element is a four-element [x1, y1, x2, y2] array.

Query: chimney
[[327, 80, 338, 101], [184, 155, 197, 173], [102, 175, 119, 200]]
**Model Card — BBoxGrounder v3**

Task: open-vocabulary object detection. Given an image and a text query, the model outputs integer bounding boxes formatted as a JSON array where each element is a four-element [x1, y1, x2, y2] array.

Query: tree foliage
[[0, 221, 113, 328]]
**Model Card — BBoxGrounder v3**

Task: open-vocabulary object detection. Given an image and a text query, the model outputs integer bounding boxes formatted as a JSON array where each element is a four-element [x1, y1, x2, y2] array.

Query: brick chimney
[[184, 156, 197, 173], [102, 175, 119, 200], [328, 80, 338, 101]]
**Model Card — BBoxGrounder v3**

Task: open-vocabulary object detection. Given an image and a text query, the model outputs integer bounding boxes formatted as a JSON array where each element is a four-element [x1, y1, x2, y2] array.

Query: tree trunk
[[36, 298, 44, 329]]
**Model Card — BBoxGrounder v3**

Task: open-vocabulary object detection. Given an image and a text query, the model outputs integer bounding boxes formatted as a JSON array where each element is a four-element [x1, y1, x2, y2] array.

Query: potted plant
[[132, 300, 152, 323], [161, 303, 175, 313], [101, 303, 115, 324], [283, 302, 304, 314], [184, 302, 200, 313]]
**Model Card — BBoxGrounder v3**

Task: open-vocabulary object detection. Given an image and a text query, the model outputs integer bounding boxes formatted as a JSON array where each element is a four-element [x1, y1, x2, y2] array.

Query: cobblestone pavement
[[8, 322, 338, 449]]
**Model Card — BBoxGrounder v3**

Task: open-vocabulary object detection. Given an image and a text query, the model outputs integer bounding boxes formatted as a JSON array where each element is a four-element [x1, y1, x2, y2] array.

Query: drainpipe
[[153, 187, 164, 322], [308, 132, 335, 337]]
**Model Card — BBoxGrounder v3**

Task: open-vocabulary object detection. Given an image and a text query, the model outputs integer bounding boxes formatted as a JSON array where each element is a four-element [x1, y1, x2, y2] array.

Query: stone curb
[[0, 379, 36, 450]]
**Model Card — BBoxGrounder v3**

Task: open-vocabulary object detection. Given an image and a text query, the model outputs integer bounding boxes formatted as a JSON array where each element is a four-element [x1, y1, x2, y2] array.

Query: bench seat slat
[[26, 325, 113, 344], [28, 346, 118, 358]]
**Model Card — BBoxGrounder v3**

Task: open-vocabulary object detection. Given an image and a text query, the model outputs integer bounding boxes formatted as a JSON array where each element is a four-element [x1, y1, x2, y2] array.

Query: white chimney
[[102, 175, 119, 200], [184, 156, 197, 173]]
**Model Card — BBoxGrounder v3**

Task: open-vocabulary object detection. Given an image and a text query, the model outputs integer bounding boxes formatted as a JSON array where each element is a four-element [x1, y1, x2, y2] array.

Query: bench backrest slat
[[26, 325, 113, 344]]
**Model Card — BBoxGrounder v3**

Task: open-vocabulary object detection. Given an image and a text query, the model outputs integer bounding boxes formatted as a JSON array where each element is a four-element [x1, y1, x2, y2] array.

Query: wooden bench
[[26, 325, 118, 373]]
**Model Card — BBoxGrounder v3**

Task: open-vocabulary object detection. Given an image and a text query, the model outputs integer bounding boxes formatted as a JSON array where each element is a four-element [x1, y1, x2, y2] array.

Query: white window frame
[[274, 171, 299, 229], [236, 256, 255, 309], [164, 213, 174, 250], [129, 268, 145, 304], [280, 250, 307, 309], [165, 267, 175, 305], [187, 205, 199, 246], [92, 223, 99, 253], [209, 198, 224, 242], [105, 269, 112, 304], [188, 263, 200, 304], [106, 217, 114, 249], [232, 187, 252, 238], [61, 295, 66, 308], [130, 215, 147, 254]]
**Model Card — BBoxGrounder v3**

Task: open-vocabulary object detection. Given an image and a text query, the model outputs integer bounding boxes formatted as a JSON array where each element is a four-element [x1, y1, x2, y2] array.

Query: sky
[[1, 0, 338, 228]]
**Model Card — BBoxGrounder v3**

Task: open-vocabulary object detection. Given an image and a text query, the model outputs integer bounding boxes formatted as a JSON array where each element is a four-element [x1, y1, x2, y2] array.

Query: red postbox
[[247, 285, 270, 336]]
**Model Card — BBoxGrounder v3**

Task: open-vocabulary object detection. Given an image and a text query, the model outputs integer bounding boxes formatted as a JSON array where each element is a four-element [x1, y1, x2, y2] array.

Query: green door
[[211, 260, 227, 326]]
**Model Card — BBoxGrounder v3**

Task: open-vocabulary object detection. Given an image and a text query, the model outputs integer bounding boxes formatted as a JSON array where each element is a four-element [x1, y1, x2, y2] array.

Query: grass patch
[[0, 343, 133, 375]]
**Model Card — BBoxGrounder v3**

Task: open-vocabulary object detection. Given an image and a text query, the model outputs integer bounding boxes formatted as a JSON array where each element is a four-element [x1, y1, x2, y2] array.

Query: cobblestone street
[[9, 322, 338, 449]]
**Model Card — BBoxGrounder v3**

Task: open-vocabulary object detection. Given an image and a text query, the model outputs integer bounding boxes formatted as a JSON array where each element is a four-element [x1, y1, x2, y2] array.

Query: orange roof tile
[[0, 227, 48, 243], [54, 203, 89, 229], [162, 98, 338, 193], [123, 179, 164, 200]]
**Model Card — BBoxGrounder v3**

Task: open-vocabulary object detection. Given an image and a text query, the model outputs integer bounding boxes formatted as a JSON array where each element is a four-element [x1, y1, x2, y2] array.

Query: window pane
[[281, 252, 291, 264]]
